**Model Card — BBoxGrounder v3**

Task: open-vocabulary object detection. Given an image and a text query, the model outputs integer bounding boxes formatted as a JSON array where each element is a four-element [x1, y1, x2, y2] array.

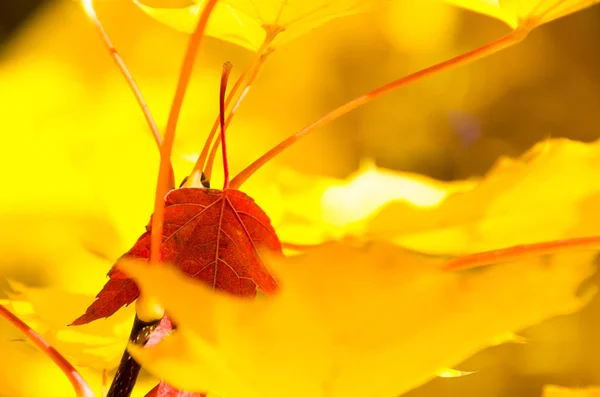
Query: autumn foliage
[[73, 188, 280, 325], [1, 0, 600, 397]]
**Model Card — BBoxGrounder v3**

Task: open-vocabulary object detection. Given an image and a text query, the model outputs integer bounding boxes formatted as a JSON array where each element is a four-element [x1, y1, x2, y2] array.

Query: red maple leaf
[[72, 187, 281, 325]]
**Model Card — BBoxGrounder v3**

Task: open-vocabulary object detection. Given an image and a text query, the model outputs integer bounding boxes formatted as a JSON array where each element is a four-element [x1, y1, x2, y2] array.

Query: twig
[[0, 305, 95, 397], [106, 315, 160, 397]]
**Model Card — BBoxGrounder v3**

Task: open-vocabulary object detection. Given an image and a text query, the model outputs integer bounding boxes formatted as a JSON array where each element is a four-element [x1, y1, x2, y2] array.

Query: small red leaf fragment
[[73, 188, 281, 325], [146, 381, 205, 397], [144, 317, 192, 396], [146, 316, 174, 348]]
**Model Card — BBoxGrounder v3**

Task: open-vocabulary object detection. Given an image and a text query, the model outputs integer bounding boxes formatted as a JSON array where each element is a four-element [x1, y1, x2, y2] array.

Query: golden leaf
[[543, 385, 600, 397], [260, 164, 474, 246], [5, 282, 135, 369], [123, 241, 597, 397], [134, 0, 386, 50], [444, 0, 599, 30], [368, 139, 600, 255], [436, 368, 477, 378]]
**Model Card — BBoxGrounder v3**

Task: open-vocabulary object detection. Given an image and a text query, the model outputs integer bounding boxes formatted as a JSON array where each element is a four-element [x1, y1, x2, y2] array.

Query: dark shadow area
[[0, 0, 48, 47]]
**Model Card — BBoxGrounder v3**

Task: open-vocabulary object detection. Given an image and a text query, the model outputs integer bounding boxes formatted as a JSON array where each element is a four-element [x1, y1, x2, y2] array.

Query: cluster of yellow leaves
[[271, 139, 600, 257], [134, 0, 387, 50], [134, 0, 600, 52], [122, 139, 600, 397], [4, 281, 134, 369], [5, 135, 600, 396], [445, 0, 600, 30], [123, 241, 596, 397], [0, 286, 158, 397]]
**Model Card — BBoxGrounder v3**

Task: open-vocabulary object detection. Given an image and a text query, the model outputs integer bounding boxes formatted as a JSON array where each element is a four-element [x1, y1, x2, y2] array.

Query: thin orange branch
[[150, 0, 219, 264], [230, 28, 530, 189], [444, 235, 600, 271], [82, 0, 170, 179], [0, 305, 95, 397]]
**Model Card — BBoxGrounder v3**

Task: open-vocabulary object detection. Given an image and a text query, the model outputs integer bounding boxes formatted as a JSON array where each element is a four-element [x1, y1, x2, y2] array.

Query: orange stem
[[444, 235, 600, 271], [204, 51, 271, 182], [0, 305, 95, 397], [83, 0, 173, 184], [230, 28, 530, 189], [150, 0, 218, 263]]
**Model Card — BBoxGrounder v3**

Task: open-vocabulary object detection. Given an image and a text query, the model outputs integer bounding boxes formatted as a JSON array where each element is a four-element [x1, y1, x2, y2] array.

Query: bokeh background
[[0, 0, 599, 396]]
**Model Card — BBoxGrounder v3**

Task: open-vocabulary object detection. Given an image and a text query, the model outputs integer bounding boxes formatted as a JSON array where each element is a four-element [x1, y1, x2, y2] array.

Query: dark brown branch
[[106, 315, 160, 397]]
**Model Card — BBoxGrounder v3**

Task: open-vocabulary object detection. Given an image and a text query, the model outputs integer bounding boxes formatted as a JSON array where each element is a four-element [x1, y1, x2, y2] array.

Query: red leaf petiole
[[219, 62, 233, 189]]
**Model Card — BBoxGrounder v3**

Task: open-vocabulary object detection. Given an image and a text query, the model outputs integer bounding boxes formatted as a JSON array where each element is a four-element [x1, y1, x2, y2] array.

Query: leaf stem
[[81, 0, 173, 185], [191, 35, 277, 182], [0, 305, 95, 397], [444, 235, 600, 271], [192, 56, 259, 178], [149, 0, 219, 264], [220, 62, 234, 189], [204, 50, 271, 182], [106, 316, 160, 397], [230, 27, 530, 189]]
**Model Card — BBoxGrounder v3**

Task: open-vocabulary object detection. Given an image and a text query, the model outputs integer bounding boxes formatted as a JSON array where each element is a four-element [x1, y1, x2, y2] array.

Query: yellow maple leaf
[[1, 284, 164, 396], [319, 163, 475, 238], [444, 0, 599, 30], [259, 163, 475, 246], [544, 385, 600, 396], [134, 0, 386, 50], [123, 241, 597, 397], [367, 138, 600, 255], [5, 282, 135, 369]]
